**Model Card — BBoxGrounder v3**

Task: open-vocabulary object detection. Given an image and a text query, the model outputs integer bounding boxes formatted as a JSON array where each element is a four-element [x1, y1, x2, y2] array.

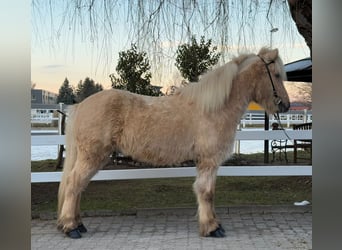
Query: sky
[[31, 1, 310, 94]]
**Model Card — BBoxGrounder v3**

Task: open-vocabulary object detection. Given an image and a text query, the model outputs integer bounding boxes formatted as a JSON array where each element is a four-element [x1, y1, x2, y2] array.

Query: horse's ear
[[258, 48, 279, 62], [267, 48, 279, 61]]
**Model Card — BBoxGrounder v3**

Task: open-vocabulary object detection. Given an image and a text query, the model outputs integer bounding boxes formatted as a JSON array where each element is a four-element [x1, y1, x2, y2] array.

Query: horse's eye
[[275, 73, 281, 78]]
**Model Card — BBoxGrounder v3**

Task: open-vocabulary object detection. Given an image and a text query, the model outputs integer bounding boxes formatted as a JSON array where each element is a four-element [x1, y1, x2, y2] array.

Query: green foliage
[[57, 78, 75, 104], [110, 44, 162, 96], [175, 36, 221, 82], [75, 77, 103, 102]]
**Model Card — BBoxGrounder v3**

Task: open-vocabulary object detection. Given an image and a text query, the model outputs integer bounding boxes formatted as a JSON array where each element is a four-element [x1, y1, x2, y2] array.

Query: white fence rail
[[31, 166, 312, 183], [31, 130, 312, 183], [241, 110, 312, 128]]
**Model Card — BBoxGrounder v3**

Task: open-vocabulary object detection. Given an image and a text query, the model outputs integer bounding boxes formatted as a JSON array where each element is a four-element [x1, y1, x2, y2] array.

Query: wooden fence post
[[55, 103, 66, 170]]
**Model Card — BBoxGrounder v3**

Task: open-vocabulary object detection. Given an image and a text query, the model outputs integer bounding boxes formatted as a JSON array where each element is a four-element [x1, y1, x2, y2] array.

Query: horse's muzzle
[[278, 101, 290, 113]]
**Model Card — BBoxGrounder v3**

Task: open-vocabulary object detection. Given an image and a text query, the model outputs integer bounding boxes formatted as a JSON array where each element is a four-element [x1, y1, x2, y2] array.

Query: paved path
[[31, 206, 312, 250]]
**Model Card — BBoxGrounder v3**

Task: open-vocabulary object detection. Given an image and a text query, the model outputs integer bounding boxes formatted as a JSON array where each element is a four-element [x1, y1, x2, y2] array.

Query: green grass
[[32, 176, 311, 215], [31, 152, 312, 215], [31, 159, 60, 172]]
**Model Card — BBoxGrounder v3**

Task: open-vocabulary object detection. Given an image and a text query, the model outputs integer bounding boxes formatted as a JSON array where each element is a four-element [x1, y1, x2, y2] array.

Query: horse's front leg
[[193, 163, 225, 237]]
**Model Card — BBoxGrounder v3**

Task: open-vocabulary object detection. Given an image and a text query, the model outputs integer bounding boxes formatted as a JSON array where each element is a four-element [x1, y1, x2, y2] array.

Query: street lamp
[[264, 27, 279, 163], [270, 27, 278, 48]]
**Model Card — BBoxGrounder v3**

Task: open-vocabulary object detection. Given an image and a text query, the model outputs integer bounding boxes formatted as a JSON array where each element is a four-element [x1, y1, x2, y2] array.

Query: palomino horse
[[57, 48, 290, 238]]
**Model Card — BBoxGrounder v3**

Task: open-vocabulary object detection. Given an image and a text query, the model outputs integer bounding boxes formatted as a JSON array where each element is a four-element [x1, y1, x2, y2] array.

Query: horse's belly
[[118, 134, 195, 166]]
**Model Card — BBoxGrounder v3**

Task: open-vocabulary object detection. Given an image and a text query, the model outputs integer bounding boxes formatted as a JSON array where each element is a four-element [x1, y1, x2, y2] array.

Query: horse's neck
[[222, 76, 254, 125]]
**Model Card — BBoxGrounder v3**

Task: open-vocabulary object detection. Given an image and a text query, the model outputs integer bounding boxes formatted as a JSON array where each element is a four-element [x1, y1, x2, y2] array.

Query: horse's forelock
[[257, 47, 286, 80], [257, 47, 279, 63]]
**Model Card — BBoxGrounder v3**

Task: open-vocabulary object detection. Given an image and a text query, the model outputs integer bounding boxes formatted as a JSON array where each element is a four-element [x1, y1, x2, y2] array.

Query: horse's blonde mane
[[177, 48, 284, 113], [178, 53, 253, 113]]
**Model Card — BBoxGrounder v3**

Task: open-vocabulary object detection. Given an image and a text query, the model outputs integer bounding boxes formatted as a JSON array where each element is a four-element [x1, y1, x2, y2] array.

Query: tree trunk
[[287, 0, 312, 58]]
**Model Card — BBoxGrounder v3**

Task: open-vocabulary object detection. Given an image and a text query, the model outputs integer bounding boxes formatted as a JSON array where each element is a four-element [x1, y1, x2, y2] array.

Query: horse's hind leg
[[58, 153, 100, 238], [193, 162, 225, 237]]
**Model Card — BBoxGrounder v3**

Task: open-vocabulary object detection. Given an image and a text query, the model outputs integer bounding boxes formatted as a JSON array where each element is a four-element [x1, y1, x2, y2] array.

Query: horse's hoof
[[77, 223, 87, 233], [218, 224, 225, 233], [208, 224, 226, 238], [66, 228, 82, 239]]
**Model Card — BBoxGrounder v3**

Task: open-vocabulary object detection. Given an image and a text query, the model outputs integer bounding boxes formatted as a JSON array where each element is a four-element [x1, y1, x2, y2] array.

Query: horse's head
[[251, 48, 290, 115]]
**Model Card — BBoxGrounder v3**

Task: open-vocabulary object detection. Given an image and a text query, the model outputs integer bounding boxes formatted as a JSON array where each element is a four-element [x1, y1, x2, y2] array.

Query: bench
[[271, 138, 292, 162], [293, 122, 312, 164], [271, 122, 312, 163]]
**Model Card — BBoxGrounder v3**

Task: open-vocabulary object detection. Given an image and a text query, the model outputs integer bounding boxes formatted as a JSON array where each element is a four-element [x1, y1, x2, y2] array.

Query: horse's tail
[[57, 104, 78, 219]]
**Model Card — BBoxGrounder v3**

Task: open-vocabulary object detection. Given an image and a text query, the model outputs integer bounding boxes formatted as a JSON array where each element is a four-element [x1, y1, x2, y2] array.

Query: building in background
[[31, 89, 58, 104], [31, 89, 58, 125]]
